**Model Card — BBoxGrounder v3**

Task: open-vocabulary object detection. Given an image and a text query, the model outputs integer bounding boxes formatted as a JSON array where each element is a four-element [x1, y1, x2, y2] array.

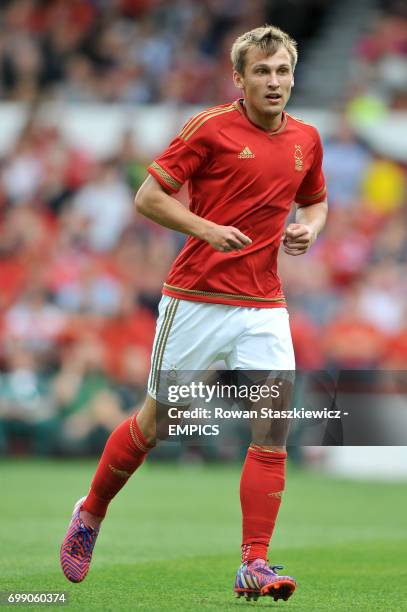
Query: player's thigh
[[148, 295, 233, 399], [228, 308, 295, 446], [227, 307, 295, 371]]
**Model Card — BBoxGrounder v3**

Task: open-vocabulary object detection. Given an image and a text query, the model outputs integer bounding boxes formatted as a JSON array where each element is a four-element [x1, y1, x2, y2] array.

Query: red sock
[[240, 446, 287, 563], [82, 415, 152, 518]]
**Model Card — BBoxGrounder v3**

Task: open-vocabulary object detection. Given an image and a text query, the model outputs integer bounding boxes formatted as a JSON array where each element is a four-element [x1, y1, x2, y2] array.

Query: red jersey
[[148, 100, 326, 308]]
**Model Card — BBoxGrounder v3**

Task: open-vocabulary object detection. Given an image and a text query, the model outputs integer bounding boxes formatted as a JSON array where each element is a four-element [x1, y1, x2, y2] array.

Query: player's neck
[[242, 99, 283, 132]]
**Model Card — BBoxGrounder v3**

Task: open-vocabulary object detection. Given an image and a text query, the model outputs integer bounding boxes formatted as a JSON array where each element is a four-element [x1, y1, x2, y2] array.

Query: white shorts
[[147, 295, 295, 398]]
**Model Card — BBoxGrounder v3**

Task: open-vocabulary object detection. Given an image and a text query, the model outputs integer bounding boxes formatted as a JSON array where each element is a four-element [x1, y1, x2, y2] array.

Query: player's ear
[[233, 70, 244, 90], [291, 76, 295, 87]]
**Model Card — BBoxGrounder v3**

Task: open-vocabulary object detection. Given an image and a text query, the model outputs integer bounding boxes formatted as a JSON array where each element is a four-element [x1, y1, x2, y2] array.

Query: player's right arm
[[135, 175, 251, 252]]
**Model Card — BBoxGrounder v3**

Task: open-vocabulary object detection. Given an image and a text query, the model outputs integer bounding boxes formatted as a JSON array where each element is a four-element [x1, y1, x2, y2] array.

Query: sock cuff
[[129, 414, 151, 453], [242, 543, 268, 563], [82, 490, 109, 519], [248, 445, 287, 462]]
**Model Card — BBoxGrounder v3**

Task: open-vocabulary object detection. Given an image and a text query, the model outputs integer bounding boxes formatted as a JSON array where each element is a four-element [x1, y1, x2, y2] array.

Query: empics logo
[[238, 146, 255, 159], [168, 424, 220, 436], [294, 144, 303, 171]]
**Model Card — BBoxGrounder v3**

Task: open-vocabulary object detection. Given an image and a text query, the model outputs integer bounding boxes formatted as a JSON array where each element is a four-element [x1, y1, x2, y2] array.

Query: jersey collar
[[233, 98, 287, 136]]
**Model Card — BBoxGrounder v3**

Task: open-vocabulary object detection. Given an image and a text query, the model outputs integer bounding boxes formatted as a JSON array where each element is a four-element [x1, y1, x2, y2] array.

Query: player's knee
[[134, 417, 157, 447], [140, 423, 157, 447], [250, 414, 290, 448]]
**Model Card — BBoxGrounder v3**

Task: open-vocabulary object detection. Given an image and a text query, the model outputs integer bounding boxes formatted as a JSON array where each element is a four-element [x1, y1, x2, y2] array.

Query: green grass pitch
[[1, 458, 407, 611]]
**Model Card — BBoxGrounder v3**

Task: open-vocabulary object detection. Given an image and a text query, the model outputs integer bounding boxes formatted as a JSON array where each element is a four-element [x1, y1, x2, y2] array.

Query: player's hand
[[281, 223, 316, 256], [202, 224, 252, 252]]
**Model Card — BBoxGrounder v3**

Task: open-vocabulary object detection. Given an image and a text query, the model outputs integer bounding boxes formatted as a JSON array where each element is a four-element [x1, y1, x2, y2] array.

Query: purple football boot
[[234, 559, 296, 601], [60, 497, 100, 583]]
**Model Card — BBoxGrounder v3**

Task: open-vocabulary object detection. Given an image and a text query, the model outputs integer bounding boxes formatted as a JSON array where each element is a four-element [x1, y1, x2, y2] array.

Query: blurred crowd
[[348, 0, 407, 117], [0, 0, 406, 456], [0, 0, 330, 104], [0, 120, 161, 455]]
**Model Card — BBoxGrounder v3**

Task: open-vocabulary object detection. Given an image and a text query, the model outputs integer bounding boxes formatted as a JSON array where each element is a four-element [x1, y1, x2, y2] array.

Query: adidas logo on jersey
[[238, 146, 255, 159]]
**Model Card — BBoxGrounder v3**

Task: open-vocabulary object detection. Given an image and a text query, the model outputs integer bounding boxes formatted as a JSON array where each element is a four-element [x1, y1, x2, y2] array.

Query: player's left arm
[[282, 198, 328, 256]]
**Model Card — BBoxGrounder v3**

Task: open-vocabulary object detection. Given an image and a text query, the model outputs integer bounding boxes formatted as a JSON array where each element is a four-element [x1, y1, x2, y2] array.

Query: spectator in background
[[383, 306, 407, 367], [0, 343, 58, 456], [0, 118, 95, 214], [99, 288, 156, 381], [116, 129, 149, 192], [2, 129, 44, 202], [362, 156, 406, 215], [370, 211, 407, 263], [358, 260, 405, 334], [289, 308, 324, 370], [282, 254, 338, 326], [54, 54, 97, 103], [0, 33, 43, 101], [316, 207, 373, 287], [323, 118, 372, 208], [54, 259, 123, 317], [53, 334, 125, 455], [322, 287, 387, 368], [112, 345, 151, 412], [71, 159, 133, 252], [355, 1, 407, 111]]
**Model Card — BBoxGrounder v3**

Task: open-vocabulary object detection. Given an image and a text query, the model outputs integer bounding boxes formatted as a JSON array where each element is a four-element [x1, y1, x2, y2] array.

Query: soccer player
[[60, 24, 327, 601]]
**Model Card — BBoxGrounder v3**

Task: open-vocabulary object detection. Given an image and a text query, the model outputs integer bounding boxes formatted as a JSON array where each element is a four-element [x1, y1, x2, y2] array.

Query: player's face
[[233, 46, 294, 126]]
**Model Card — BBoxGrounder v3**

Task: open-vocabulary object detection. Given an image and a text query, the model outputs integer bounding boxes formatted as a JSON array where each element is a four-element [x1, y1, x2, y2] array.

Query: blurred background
[[0, 0, 406, 473]]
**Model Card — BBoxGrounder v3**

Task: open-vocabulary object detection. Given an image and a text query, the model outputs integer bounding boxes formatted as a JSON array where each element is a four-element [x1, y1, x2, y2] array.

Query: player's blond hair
[[231, 25, 298, 74]]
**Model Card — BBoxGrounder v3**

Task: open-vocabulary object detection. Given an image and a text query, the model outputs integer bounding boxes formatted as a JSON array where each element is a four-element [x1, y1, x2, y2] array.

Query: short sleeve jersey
[[148, 99, 326, 308]]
